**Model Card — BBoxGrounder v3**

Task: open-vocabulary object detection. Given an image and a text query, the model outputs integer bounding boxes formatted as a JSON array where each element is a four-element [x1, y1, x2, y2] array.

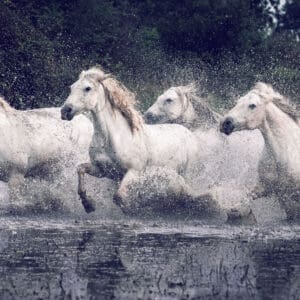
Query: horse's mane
[[174, 83, 221, 127], [0, 96, 14, 112], [253, 82, 300, 122], [82, 67, 143, 132]]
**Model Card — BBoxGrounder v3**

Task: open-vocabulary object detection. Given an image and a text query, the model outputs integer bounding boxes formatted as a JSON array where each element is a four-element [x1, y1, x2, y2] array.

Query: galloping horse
[[0, 96, 93, 198], [221, 82, 300, 221], [61, 67, 217, 214]]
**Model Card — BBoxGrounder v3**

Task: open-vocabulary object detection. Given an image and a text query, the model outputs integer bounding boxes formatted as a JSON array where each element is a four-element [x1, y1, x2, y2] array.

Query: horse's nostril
[[221, 117, 234, 135], [145, 112, 154, 122], [63, 105, 72, 113], [61, 105, 74, 120], [224, 117, 234, 127]]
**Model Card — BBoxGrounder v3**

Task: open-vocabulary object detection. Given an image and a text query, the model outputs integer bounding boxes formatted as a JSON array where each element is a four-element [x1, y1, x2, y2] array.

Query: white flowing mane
[[82, 67, 144, 132], [174, 83, 221, 127], [253, 82, 300, 123], [0, 96, 14, 112]]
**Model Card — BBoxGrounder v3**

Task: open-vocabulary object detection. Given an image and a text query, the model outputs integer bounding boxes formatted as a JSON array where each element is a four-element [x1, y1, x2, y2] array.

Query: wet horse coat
[[61, 67, 219, 216], [145, 83, 220, 131], [0, 96, 93, 198], [221, 82, 300, 221], [145, 84, 264, 222]]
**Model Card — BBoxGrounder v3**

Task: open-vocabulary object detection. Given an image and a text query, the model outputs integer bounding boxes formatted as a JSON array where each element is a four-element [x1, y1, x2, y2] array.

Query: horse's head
[[61, 67, 109, 121], [220, 82, 276, 135], [144, 85, 193, 124]]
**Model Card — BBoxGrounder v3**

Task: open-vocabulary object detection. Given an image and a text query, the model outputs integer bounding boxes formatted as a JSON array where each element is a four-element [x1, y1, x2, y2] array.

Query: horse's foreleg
[[77, 163, 104, 213], [113, 169, 138, 212], [7, 171, 25, 212]]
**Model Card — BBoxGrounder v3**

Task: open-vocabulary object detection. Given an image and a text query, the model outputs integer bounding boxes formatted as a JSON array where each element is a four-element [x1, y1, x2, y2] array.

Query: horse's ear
[[254, 82, 275, 97], [97, 73, 112, 83], [254, 82, 278, 103], [79, 71, 86, 78], [102, 74, 112, 81]]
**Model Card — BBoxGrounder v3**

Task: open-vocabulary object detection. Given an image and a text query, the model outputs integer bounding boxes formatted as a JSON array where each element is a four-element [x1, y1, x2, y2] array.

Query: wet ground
[[0, 217, 299, 300]]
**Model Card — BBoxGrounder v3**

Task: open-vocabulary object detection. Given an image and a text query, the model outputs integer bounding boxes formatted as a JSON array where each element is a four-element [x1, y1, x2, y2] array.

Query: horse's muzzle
[[61, 104, 74, 121], [144, 111, 160, 124], [220, 117, 235, 135]]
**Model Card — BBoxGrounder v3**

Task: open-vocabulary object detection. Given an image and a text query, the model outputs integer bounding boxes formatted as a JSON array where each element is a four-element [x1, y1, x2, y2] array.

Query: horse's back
[[18, 107, 92, 163], [145, 123, 197, 148], [21, 107, 92, 143], [144, 124, 199, 171]]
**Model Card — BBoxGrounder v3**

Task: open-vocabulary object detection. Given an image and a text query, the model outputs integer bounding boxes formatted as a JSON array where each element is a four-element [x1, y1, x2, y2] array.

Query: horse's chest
[[262, 140, 300, 189], [108, 137, 147, 170], [273, 144, 300, 178]]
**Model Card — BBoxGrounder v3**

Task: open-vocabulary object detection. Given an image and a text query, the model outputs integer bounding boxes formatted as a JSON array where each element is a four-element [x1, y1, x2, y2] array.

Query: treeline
[[0, 0, 299, 110]]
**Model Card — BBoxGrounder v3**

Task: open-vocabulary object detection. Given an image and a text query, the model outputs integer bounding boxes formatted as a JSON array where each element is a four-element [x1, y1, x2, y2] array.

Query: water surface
[[0, 218, 299, 300]]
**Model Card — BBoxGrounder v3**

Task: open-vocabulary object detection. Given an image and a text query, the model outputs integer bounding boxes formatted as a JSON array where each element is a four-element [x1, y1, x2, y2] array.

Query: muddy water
[[0, 218, 298, 300]]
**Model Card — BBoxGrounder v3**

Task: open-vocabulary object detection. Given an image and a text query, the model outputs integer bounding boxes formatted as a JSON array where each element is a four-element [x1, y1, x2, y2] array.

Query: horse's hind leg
[[77, 163, 104, 213]]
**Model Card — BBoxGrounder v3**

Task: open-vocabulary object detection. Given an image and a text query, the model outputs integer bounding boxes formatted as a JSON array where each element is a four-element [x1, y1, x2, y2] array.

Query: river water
[[0, 128, 298, 299], [0, 217, 299, 300]]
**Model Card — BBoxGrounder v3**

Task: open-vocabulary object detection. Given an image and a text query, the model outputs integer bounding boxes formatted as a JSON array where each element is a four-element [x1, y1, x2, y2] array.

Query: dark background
[[0, 0, 299, 111]]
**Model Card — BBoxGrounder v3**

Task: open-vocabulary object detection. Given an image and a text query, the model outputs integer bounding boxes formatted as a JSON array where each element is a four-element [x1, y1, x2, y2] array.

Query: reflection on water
[[0, 218, 299, 300]]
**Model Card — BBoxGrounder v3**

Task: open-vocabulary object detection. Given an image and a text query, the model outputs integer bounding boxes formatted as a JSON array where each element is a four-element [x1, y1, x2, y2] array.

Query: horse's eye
[[165, 98, 173, 104], [84, 87, 91, 92], [249, 104, 256, 110]]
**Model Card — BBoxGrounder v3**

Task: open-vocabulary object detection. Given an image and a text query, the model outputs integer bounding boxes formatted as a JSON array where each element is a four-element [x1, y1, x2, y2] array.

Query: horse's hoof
[[81, 197, 96, 214], [81, 198, 96, 213], [113, 193, 129, 213], [113, 192, 123, 206], [79, 191, 96, 213]]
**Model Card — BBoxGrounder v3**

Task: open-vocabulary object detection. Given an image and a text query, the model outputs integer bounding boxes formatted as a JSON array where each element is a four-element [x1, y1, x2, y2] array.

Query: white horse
[[144, 83, 225, 156], [220, 82, 300, 221], [144, 83, 221, 131], [0, 96, 93, 199], [61, 67, 218, 215]]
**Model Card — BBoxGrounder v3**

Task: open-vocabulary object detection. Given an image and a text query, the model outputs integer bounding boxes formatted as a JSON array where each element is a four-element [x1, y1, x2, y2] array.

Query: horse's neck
[[193, 103, 220, 131], [178, 102, 198, 129], [260, 103, 300, 174], [91, 101, 135, 152]]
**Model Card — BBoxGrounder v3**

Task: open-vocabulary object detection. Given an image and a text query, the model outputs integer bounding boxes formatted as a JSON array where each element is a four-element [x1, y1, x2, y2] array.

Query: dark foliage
[[0, 0, 299, 110]]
